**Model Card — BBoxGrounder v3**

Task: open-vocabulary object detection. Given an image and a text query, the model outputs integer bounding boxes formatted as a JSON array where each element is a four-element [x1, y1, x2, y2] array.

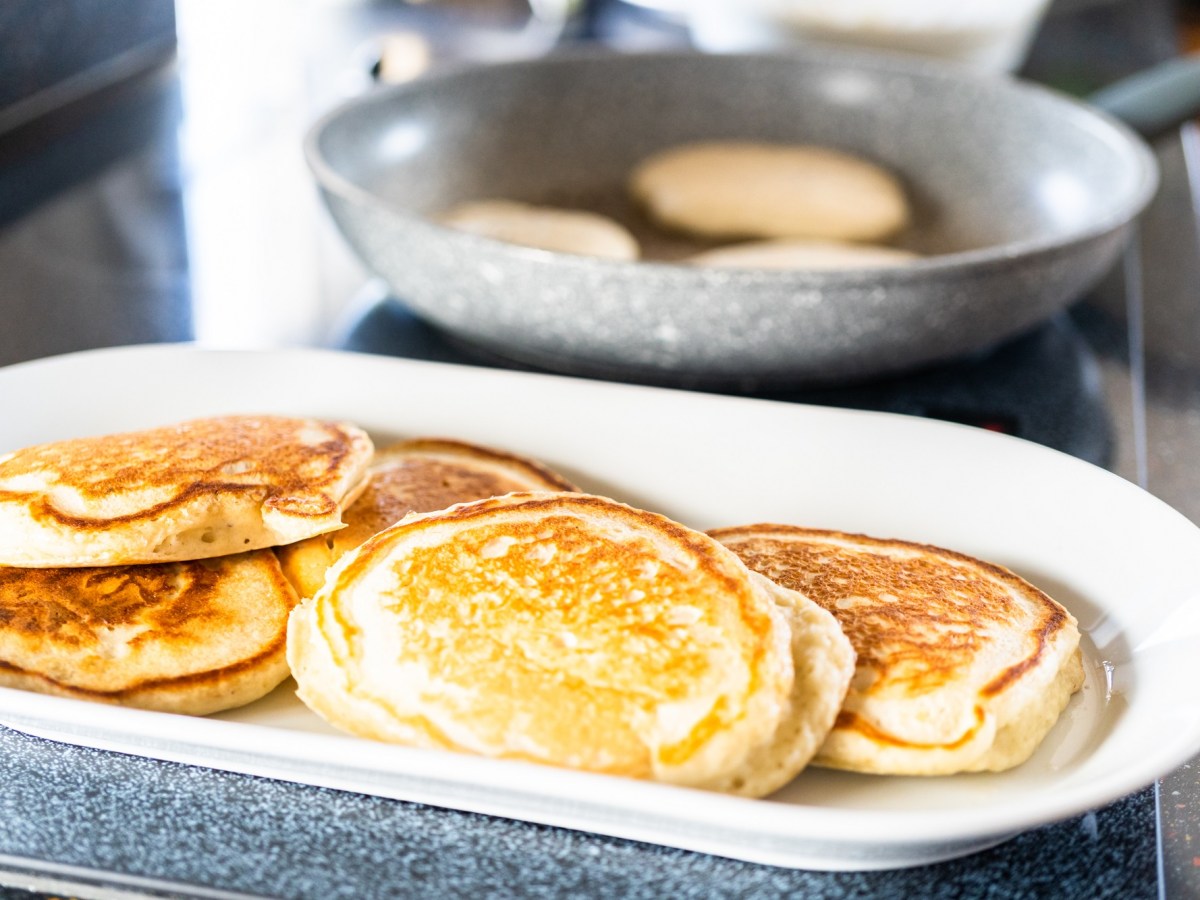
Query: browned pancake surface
[[711, 526, 1065, 697], [0, 416, 364, 527], [0, 415, 373, 566], [710, 525, 1082, 771], [335, 438, 577, 555], [0, 550, 297, 713], [278, 438, 578, 598], [290, 492, 799, 789]]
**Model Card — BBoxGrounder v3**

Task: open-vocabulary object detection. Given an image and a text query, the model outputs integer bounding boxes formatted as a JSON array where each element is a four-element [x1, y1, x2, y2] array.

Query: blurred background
[[0, 0, 1192, 363], [1, 0, 1197, 507]]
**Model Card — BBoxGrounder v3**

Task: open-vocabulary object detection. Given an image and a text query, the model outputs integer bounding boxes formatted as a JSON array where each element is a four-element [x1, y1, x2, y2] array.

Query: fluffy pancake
[[0, 415, 373, 567], [701, 572, 855, 796], [629, 141, 910, 242], [440, 199, 640, 260], [276, 437, 579, 599], [0, 550, 297, 714], [709, 525, 1084, 775], [288, 492, 853, 796]]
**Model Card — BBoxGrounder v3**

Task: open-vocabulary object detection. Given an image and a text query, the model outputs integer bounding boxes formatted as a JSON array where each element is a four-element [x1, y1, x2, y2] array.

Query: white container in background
[[686, 0, 1054, 73]]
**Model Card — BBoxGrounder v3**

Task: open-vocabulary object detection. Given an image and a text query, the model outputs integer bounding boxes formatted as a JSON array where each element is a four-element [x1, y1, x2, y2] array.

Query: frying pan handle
[[1088, 53, 1200, 139]]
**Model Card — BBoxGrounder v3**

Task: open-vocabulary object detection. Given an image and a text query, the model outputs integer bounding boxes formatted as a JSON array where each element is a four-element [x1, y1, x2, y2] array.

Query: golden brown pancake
[[709, 525, 1084, 775], [276, 437, 579, 599], [0, 550, 297, 714], [287, 492, 853, 796], [0, 415, 374, 567]]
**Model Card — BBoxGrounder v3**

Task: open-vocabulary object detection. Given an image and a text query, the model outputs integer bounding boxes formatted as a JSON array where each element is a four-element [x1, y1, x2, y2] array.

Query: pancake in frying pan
[[629, 141, 910, 242], [439, 199, 640, 260]]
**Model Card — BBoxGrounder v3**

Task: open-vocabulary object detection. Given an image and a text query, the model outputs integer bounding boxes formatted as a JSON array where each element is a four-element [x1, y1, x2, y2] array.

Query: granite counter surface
[[0, 725, 1157, 899]]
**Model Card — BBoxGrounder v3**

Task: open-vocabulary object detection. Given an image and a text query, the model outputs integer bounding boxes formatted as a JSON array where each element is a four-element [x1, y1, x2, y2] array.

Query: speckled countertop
[[0, 724, 1158, 899]]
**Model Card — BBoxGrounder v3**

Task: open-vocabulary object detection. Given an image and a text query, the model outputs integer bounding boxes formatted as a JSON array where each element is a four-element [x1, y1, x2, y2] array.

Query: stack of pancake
[[0, 416, 1085, 796], [0, 415, 374, 715], [0, 421, 584, 717]]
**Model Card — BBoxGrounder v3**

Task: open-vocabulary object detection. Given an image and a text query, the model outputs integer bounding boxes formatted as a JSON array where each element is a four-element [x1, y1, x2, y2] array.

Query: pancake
[[688, 238, 919, 270], [701, 571, 855, 796], [0, 550, 297, 715], [629, 141, 910, 242], [439, 200, 640, 260], [276, 437, 579, 599], [0, 415, 374, 567], [709, 525, 1084, 775], [287, 492, 854, 796]]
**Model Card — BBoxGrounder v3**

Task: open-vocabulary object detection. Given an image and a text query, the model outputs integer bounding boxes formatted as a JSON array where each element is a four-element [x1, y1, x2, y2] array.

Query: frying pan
[[305, 49, 1197, 387]]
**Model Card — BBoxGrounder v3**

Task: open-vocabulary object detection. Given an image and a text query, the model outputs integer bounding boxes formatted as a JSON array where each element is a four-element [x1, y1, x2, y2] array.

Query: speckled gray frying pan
[[305, 49, 1193, 387]]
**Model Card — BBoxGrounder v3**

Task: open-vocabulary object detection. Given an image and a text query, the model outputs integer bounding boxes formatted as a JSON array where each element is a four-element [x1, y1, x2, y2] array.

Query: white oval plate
[[1, 344, 1198, 871]]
